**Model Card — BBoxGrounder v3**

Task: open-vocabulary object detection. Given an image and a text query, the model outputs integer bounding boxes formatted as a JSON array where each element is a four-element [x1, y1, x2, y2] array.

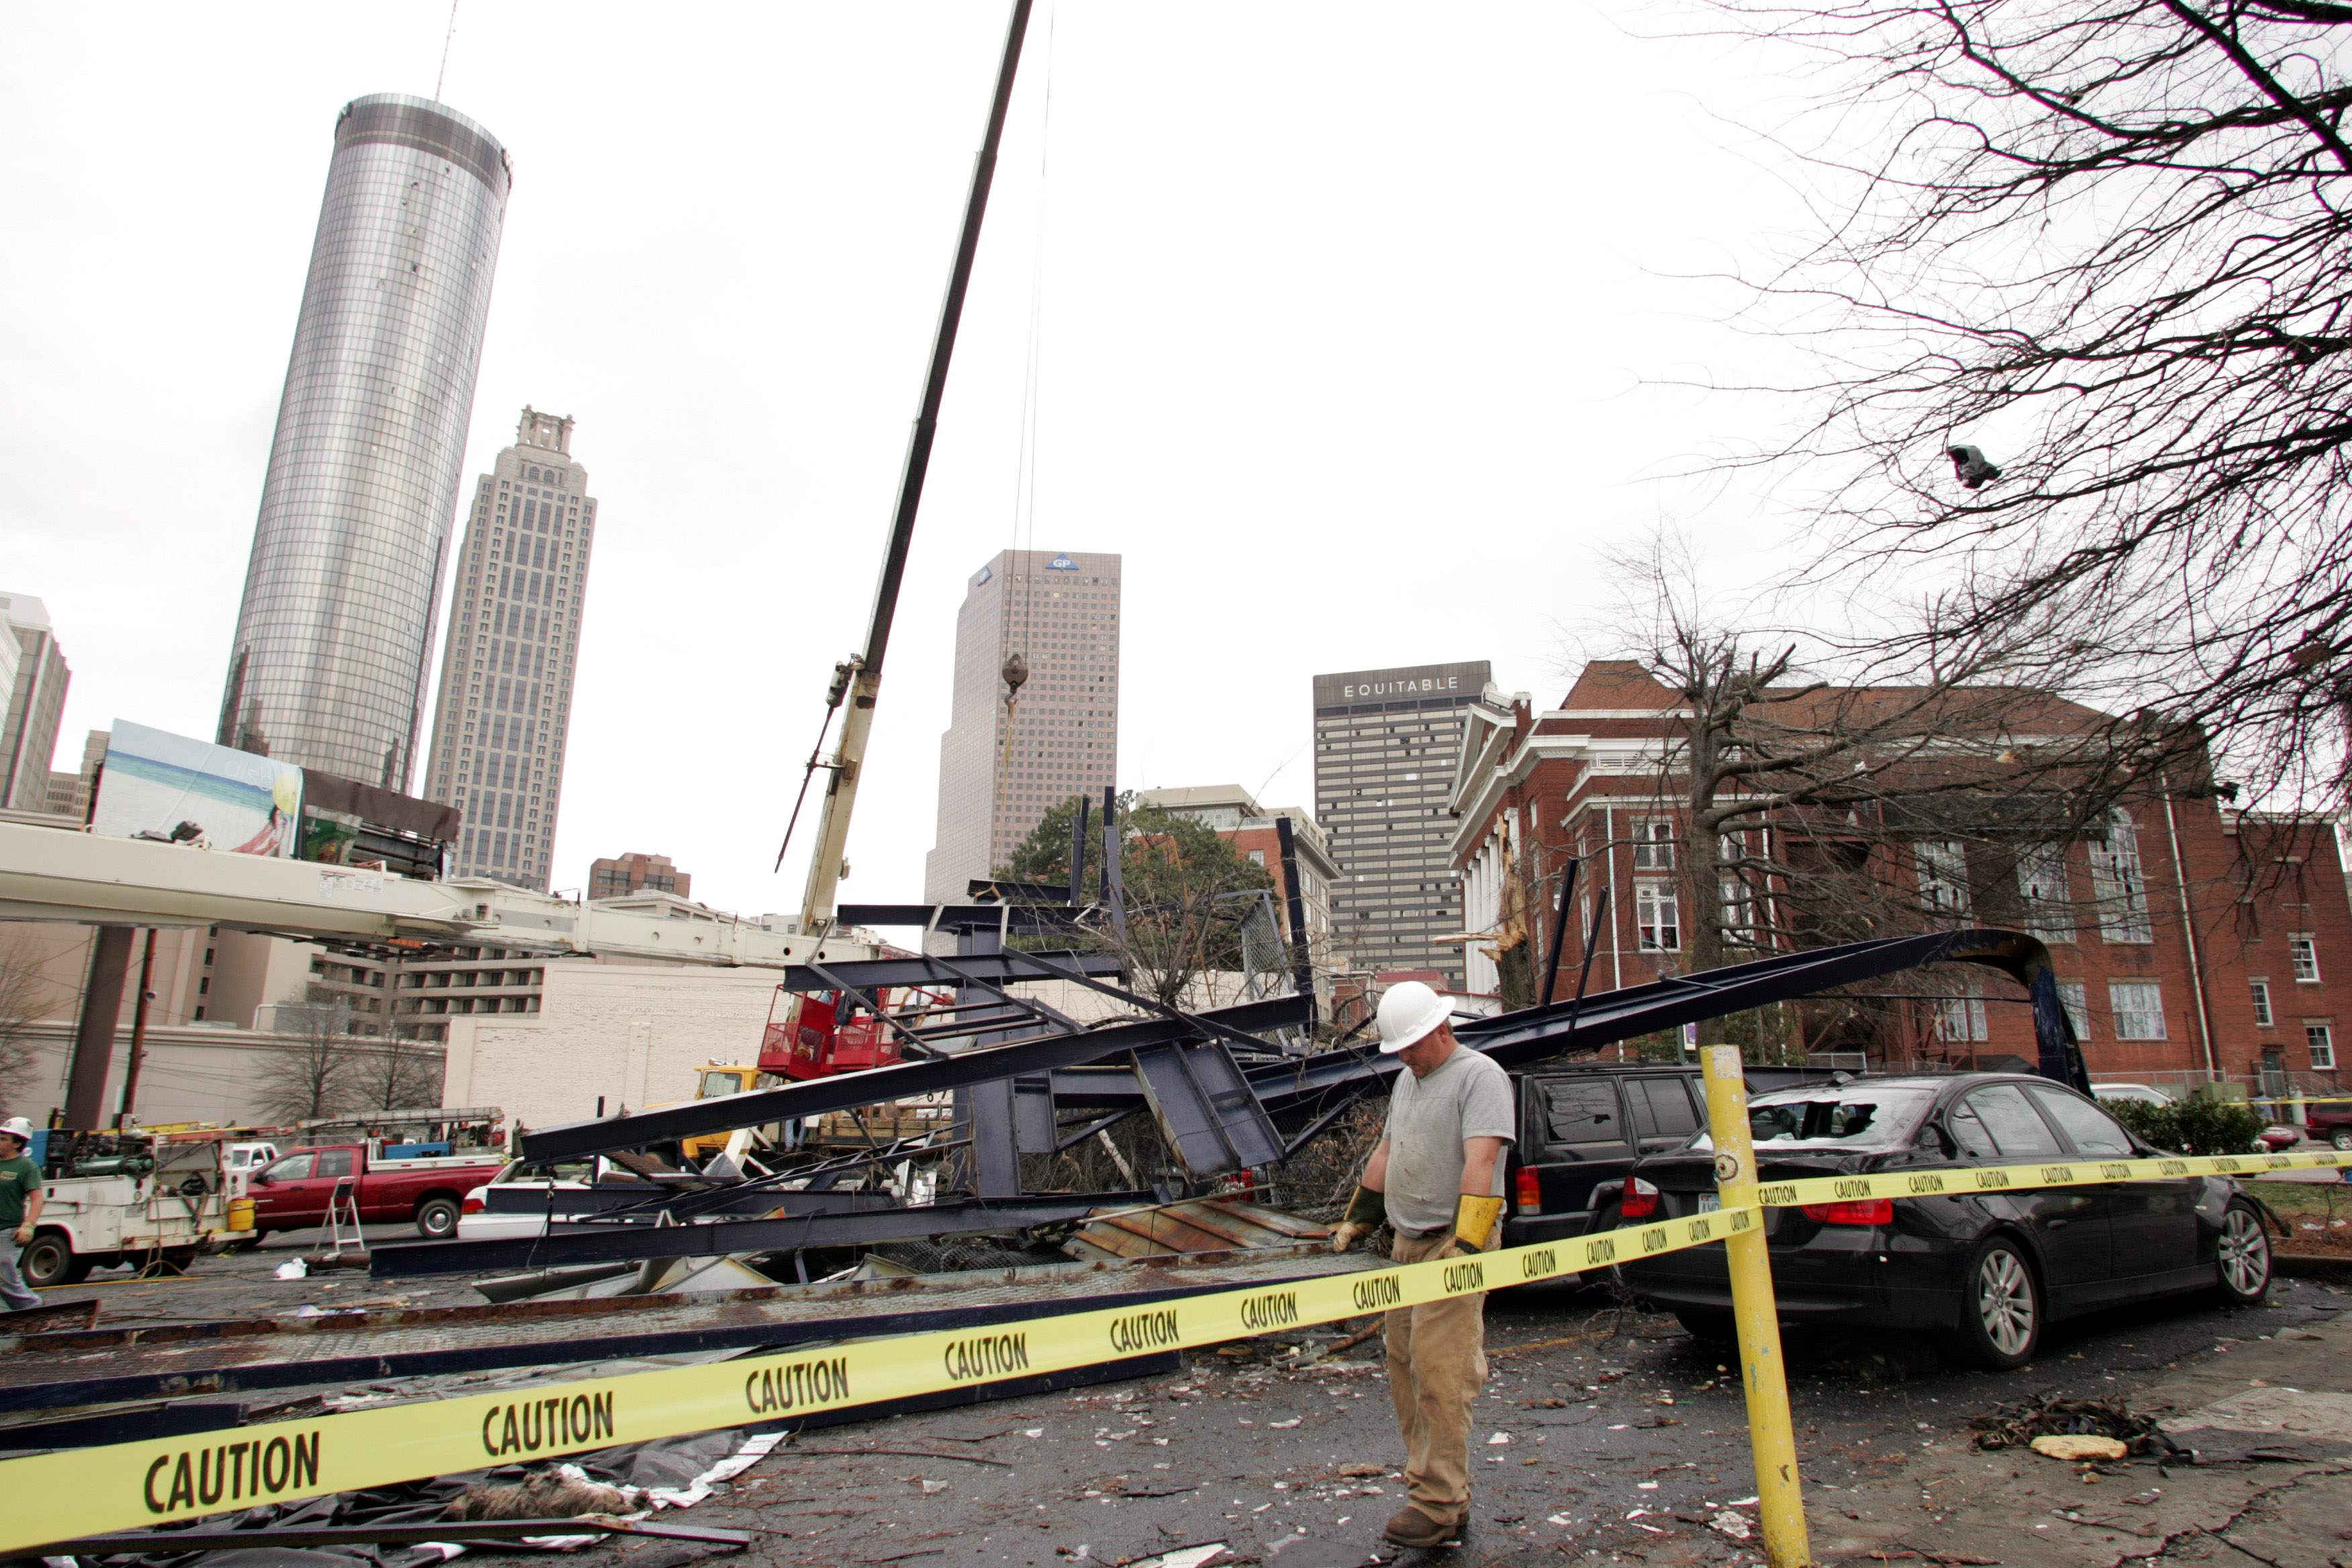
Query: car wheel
[[2214, 1199, 2272, 1306], [1674, 1309, 1738, 1349], [2332, 1127, 2352, 1152], [414, 1197, 461, 1240], [19, 1233, 87, 1289], [1946, 1236, 2042, 1370]]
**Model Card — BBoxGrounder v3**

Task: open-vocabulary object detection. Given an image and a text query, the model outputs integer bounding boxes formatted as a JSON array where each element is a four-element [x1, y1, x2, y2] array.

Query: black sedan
[[1618, 1073, 2273, 1368]]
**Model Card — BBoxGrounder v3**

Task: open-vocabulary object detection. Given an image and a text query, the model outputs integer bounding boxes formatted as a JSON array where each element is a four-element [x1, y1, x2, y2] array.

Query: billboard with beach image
[[91, 720, 304, 857]]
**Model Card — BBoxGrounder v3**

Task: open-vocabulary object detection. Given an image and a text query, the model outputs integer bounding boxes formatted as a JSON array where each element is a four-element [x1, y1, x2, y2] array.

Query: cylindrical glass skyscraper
[[219, 93, 509, 789]]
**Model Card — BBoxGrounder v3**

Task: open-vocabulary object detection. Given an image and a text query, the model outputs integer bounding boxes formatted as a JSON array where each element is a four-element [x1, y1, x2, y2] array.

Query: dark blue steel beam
[[478, 1186, 902, 1218], [837, 903, 1093, 934], [1453, 927, 2078, 1073], [1242, 927, 2085, 1121], [370, 1191, 1154, 1278]]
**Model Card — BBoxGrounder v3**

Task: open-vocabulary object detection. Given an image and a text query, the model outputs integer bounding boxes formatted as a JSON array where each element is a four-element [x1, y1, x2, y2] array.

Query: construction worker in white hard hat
[[0, 1117, 44, 1312], [1328, 981, 1513, 1549]]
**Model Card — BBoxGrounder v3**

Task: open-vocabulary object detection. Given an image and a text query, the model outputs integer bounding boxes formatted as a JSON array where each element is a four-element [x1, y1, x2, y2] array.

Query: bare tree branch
[[1691, 0, 2352, 801]]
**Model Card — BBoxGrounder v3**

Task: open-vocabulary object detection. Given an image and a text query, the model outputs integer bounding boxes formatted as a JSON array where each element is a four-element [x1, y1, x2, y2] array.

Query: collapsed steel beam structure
[[517, 993, 1310, 1163], [394, 926, 2080, 1281], [520, 926, 2075, 1169]]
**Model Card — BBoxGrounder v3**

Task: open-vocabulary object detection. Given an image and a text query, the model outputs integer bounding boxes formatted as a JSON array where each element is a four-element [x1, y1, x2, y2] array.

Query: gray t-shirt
[[1382, 1046, 1516, 1233]]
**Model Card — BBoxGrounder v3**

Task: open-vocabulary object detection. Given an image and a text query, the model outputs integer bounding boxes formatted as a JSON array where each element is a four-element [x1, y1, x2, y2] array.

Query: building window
[[2251, 979, 2274, 1028], [1636, 882, 1680, 951], [1916, 840, 1972, 921], [1932, 982, 1988, 1043], [2308, 1023, 2337, 1070], [2016, 844, 2074, 942], [2057, 981, 2090, 1040], [2088, 810, 2153, 942], [2290, 935, 2320, 981], [1630, 820, 1675, 871], [1720, 874, 1758, 939], [2110, 980, 2167, 1040]]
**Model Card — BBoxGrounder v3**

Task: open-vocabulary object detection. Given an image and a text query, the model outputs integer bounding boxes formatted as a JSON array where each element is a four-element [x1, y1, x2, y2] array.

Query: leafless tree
[[0, 933, 68, 1118], [261, 995, 356, 1123], [1701, 0, 2352, 801], [347, 1039, 444, 1113], [996, 794, 1279, 1010]]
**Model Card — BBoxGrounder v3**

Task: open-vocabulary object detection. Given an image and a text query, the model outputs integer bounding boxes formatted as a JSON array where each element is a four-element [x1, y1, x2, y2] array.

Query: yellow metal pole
[[1702, 1044, 1812, 1568]]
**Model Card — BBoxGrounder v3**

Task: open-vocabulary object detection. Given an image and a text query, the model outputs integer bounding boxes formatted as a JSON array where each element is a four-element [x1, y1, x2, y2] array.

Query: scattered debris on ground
[[1969, 1392, 2165, 1455]]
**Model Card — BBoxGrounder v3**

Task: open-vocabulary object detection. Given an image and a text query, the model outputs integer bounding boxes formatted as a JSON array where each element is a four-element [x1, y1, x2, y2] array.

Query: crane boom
[[797, 0, 1036, 931]]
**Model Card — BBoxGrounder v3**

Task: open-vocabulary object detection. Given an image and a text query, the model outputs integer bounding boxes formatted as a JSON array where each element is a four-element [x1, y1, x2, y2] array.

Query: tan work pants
[[1384, 1223, 1495, 1526]]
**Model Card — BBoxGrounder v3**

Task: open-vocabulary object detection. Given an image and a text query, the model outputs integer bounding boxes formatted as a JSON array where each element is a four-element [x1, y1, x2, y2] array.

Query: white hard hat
[[0, 1117, 32, 1142], [1376, 981, 1452, 1054]]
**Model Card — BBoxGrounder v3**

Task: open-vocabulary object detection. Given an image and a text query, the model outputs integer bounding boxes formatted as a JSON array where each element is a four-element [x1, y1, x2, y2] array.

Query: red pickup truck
[[246, 1145, 508, 1239]]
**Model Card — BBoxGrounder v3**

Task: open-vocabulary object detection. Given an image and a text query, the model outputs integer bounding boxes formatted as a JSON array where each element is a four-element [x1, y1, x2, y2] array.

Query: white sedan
[[454, 1160, 601, 1241]]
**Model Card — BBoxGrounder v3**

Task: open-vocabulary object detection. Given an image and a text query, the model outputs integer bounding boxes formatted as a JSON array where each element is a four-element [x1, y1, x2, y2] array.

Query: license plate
[[1696, 1193, 1721, 1212]]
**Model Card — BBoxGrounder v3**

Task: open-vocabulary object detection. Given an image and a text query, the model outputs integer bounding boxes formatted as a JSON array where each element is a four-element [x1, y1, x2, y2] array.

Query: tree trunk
[[1685, 695, 1730, 1046]]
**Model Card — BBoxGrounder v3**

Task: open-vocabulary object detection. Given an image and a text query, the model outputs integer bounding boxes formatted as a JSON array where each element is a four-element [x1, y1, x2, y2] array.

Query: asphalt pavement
[[534, 1272, 2346, 1568], [23, 1225, 2350, 1567]]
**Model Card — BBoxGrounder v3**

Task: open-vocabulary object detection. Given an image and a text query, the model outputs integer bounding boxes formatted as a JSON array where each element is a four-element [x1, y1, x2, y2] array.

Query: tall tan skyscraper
[[0, 592, 70, 814], [924, 549, 1122, 903], [419, 409, 597, 891]]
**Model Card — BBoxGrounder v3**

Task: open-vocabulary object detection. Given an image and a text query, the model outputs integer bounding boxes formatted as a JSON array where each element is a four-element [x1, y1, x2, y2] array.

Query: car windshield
[[1689, 1086, 1940, 1152], [497, 1159, 597, 1184]]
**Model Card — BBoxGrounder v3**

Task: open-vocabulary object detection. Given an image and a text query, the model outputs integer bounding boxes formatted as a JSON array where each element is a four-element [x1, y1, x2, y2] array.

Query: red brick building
[[1445, 661, 2351, 1097]]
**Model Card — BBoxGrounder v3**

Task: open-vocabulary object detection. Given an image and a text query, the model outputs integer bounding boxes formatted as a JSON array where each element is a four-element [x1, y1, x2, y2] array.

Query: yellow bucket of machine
[[225, 1196, 256, 1232]]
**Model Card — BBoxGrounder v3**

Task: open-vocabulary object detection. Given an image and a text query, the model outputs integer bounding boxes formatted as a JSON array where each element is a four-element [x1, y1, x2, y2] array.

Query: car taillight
[[1801, 1198, 1894, 1225], [1620, 1177, 1660, 1220], [460, 1195, 485, 1214], [1514, 1167, 1542, 1215]]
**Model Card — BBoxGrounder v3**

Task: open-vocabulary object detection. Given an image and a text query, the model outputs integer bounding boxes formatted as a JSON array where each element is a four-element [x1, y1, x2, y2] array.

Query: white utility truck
[[21, 1130, 235, 1287]]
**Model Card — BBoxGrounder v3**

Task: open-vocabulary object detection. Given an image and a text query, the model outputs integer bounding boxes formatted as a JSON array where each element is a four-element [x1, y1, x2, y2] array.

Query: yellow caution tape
[[0, 1206, 1751, 1552], [1759, 1148, 2352, 1210]]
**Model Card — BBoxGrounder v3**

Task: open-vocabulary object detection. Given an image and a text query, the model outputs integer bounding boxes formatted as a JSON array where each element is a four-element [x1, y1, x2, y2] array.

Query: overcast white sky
[[1, 3, 1824, 916]]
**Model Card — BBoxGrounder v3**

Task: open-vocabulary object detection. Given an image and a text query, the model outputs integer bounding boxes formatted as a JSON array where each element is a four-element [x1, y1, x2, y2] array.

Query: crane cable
[[771, 661, 854, 873], [993, 1, 1059, 861]]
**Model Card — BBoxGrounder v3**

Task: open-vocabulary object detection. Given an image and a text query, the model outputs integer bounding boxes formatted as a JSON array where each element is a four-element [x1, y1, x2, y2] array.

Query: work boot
[[1382, 1504, 1461, 1547]]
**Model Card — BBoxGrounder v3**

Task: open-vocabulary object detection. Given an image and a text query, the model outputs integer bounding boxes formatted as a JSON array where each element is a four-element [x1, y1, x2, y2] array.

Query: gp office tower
[[926, 549, 1122, 905], [1313, 660, 1490, 991]]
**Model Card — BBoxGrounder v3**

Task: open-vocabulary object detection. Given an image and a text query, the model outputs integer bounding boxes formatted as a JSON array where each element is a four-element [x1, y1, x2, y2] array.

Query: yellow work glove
[[11, 1225, 30, 1245], [1330, 1185, 1386, 1253], [1451, 1194, 1504, 1254]]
